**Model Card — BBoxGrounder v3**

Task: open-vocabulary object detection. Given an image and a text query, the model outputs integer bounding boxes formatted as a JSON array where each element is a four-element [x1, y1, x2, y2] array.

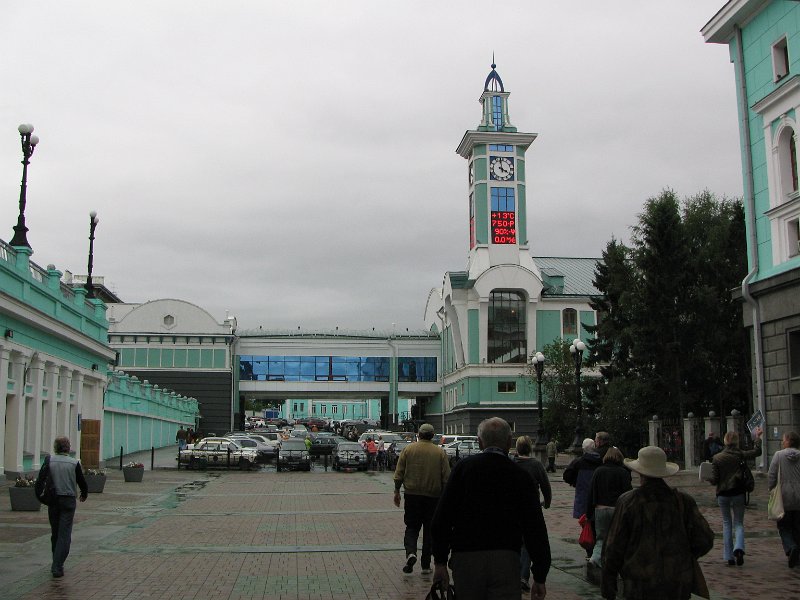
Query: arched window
[[562, 308, 578, 336], [778, 126, 798, 198], [487, 290, 526, 364]]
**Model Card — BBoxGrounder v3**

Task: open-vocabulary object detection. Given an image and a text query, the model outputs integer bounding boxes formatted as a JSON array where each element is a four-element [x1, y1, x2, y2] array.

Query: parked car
[[439, 434, 478, 447], [444, 440, 481, 466], [277, 438, 311, 471], [248, 432, 281, 449], [179, 437, 258, 469], [333, 442, 368, 471], [310, 435, 346, 457], [228, 435, 277, 463]]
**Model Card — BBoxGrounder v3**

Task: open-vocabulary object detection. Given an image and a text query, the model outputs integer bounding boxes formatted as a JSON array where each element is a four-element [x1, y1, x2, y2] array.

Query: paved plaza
[[1, 449, 799, 600]]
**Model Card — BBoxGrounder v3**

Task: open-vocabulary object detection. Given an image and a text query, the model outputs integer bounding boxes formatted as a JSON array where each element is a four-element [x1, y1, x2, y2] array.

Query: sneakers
[[403, 554, 417, 574], [789, 547, 800, 568], [420, 567, 432, 575], [734, 549, 744, 566], [520, 579, 531, 592]]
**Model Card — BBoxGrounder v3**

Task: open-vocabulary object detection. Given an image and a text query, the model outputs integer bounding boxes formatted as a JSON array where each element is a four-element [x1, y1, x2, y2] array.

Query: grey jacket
[[769, 447, 800, 511], [49, 453, 88, 499]]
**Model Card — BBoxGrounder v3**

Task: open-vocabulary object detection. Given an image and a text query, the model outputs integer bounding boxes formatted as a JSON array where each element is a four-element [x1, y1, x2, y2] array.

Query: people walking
[[38, 436, 88, 578], [563, 438, 602, 557], [601, 446, 714, 600], [587, 447, 632, 567], [176, 426, 188, 450], [392, 423, 450, 576], [709, 427, 763, 565], [594, 431, 611, 460], [545, 439, 557, 473], [513, 435, 551, 592], [431, 418, 550, 600], [768, 430, 800, 568], [366, 437, 378, 470]]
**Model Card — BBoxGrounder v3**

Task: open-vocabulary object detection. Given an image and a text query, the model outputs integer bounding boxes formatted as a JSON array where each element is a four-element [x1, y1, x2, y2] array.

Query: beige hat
[[624, 446, 680, 478], [418, 423, 434, 435]]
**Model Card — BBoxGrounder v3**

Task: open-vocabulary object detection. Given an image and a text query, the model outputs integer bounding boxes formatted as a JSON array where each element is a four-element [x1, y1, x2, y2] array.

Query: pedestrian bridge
[[236, 328, 441, 425]]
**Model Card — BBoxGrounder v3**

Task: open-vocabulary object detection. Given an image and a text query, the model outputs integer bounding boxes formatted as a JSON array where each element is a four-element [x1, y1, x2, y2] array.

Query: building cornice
[[456, 131, 538, 159], [752, 75, 800, 120], [701, 0, 769, 44], [0, 292, 116, 361]]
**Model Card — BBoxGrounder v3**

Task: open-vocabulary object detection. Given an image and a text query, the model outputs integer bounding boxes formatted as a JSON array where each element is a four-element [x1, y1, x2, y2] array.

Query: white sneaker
[[421, 567, 432, 575]]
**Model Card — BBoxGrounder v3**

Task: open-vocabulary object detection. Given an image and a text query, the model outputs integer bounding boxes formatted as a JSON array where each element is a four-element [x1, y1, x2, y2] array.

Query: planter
[[85, 474, 107, 493], [122, 466, 144, 483], [9, 487, 41, 511]]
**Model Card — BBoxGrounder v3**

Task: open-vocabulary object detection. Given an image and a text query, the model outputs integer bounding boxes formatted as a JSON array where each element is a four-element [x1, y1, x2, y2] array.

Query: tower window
[[492, 95, 503, 129], [773, 37, 790, 82], [489, 144, 513, 152], [488, 290, 527, 364], [491, 188, 515, 211]]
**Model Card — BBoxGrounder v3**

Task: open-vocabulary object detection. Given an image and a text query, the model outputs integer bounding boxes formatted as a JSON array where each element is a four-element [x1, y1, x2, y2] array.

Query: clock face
[[490, 156, 514, 181]]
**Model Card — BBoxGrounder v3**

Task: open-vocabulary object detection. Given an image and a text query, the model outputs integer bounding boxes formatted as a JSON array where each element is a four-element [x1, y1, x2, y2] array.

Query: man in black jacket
[[431, 417, 551, 599]]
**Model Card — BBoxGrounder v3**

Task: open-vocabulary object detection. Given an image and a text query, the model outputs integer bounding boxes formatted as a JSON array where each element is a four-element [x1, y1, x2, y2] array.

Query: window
[[498, 381, 516, 393], [163, 314, 175, 328], [491, 187, 515, 211], [312, 404, 316, 414], [489, 144, 513, 152], [778, 127, 799, 199], [488, 290, 527, 364], [469, 192, 476, 249], [492, 95, 503, 129], [563, 308, 578, 336], [332, 405, 338, 414], [790, 329, 800, 379], [773, 37, 790, 82]]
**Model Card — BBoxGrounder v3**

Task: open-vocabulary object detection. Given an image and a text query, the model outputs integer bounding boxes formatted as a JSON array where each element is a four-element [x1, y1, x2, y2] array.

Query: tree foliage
[[580, 190, 748, 452]]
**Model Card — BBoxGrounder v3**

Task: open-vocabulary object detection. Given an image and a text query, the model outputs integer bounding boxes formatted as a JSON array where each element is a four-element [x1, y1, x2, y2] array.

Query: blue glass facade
[[492, 95, 503, 129], [239, 355, 437, 383]]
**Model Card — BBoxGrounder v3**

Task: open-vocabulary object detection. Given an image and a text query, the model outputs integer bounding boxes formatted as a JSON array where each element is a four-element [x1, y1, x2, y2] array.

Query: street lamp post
[[85, 211, 99, 298], [568, 338, 587, 454], [9, 124, 40, 248], [529, 351, 546, 445]]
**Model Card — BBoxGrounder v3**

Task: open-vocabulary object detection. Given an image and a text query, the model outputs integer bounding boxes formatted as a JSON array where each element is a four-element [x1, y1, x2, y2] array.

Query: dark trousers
[[546, 457, 555, 472], [48, 496, 77, 574], [778, 509, 800, 554], [403, 494, 438, 567], [451, 549, 520, 600]]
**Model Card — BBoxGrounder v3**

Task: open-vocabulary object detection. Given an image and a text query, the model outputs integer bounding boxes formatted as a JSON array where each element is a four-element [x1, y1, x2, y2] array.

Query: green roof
[[533, 257, 601, 297]]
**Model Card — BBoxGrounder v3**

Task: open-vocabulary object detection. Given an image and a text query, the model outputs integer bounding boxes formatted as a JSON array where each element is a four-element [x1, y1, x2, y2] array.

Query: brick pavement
[[1, 451, 799, 599]]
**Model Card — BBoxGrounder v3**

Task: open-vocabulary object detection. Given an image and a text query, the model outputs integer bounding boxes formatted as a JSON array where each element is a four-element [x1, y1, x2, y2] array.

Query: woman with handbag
[[768, 430, 800, 568], [587, 447, 632, 567], [709, 427, 762, 566]]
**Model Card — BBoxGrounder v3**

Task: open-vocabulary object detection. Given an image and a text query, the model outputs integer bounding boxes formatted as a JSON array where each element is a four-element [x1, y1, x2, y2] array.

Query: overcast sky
[[0, 1, 741, 332]]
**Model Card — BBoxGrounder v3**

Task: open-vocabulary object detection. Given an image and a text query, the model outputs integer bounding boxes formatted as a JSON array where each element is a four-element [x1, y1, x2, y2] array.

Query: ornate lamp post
[[85, 211, 99, 298], [529, 351, 546, 445], [568, 338, 586, 454], [9, 124, 40, 248]]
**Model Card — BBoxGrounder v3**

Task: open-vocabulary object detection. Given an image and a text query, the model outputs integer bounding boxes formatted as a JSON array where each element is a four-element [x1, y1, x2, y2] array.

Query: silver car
[[333, 442, 368, 471], [179, 437, 258, 469]]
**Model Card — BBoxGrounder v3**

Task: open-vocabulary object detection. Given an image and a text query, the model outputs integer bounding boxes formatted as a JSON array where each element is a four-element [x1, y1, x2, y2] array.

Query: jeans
[[777, 510, 800, 555], [718, 493, 746, 561], [520, 544, 531, 582], [590, 506, 615, 565], [48, 495, 77, 574], [403, 494, 438, 568]]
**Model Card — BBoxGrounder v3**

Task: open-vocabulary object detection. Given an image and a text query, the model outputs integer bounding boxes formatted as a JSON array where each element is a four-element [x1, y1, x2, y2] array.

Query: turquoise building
[[424, 65, 598, 435], [704, 1, 800, 458], [0, 234, 198, 476]]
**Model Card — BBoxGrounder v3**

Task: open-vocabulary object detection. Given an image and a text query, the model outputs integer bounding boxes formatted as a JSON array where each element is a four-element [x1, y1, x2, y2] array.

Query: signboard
[[491, 211, 516, 244], [746, 409, 764, 435]]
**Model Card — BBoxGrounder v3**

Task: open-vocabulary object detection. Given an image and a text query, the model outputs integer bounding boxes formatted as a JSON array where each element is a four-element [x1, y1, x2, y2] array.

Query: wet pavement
[[1, 448, 798, 599]]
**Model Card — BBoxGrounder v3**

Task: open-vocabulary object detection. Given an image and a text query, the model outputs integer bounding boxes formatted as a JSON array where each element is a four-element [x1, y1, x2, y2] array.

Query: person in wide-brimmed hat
[[601, 446, 714, 600]]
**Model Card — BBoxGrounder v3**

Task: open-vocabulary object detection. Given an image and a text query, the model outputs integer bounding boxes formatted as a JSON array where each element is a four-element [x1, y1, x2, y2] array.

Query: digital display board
[[491, 211, 516, 244]]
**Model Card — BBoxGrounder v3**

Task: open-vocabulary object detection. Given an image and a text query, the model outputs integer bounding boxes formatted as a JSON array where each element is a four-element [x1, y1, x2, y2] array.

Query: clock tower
[[455, 63, 539, 280]]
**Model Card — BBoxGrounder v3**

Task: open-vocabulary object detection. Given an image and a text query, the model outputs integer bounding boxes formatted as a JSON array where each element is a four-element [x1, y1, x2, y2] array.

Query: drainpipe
[[735, 24, 768, 468]]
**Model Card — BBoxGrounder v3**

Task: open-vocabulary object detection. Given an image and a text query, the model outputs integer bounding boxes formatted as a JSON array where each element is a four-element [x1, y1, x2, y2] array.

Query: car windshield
[[337, 443, 362, 451], [282, 440, 306, 450]]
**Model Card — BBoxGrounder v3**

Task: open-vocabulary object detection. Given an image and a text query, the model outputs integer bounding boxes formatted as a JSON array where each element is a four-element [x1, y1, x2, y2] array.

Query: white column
[[0, 348, 10, 473], [27, 356, 44, 465]]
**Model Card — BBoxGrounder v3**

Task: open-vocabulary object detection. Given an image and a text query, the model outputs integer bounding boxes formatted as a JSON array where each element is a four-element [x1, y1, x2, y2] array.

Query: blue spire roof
[[484, 61, 504, 92]]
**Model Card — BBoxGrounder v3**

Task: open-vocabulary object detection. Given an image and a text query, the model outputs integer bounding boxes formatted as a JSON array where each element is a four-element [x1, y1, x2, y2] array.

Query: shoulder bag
[[738, 459, 755, 493], [768, 463, 785, 522], [34, 456, 57, 506]]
